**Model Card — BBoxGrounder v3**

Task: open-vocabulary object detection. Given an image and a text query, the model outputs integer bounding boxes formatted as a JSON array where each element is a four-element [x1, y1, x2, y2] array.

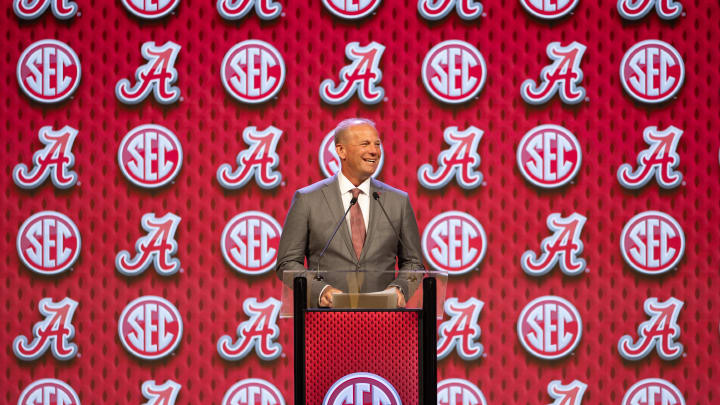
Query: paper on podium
[[331, 289, 397, 309]]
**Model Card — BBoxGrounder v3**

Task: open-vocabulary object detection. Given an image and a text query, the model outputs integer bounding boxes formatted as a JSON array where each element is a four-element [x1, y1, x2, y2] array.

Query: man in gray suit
[[275, 118, 425, 307]]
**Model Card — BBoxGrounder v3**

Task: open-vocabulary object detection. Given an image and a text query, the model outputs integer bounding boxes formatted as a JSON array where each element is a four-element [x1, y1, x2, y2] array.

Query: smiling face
[[336, 123, 382, 186]]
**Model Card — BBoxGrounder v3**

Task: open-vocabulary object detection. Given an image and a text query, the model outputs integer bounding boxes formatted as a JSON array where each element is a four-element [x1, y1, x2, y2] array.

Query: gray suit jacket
[[275, 175, 425, 305]]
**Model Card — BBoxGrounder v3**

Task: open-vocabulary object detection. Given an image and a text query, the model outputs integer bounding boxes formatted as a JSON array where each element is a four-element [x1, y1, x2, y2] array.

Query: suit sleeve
[[388, 194, 425, 299], [275, 190, 329, 304]]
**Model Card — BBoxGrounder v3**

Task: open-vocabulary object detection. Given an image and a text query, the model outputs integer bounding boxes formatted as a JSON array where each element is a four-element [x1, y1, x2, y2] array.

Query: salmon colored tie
[[350, 188, 366, 259]]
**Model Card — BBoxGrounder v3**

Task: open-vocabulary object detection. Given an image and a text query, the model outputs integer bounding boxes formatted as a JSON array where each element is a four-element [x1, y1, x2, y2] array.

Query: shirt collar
[[338, 172, 371, 196]]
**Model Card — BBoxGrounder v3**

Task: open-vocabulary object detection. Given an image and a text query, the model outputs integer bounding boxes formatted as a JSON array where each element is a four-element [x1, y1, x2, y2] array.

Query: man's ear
[[335, 144, 346, 160]]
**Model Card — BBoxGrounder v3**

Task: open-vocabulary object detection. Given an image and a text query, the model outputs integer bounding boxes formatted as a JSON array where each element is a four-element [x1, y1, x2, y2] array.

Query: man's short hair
[[333, 118, 376, 145]]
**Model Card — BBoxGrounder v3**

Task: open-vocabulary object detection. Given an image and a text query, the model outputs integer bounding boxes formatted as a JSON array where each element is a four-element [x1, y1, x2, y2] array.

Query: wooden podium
[[293, 276, 437, 405]]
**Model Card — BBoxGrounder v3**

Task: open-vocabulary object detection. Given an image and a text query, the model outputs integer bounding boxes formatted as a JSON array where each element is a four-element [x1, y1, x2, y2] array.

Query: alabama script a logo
[[545, 380, 587, 405], [13, 0, 78, 19], [618, 297, 684, 361], [617, 125, 683, 189], [13, 297, 78, 361], [13, 125, 78, 189], [418, 126, 483, 190], [217, 126, 283, 189], [115, 213, 181, 276], [141, 380, 182, 405], [618, 0, 682, 20], [217, 297, 282, 361], [437, 297, 484, 360], [521, 213, 587, 277], [217, 0, 282, 20], [417, 0, 482, 20], [521, 41, 586, 105], [116, 41, 182, 105], [320, 41, 385, 105]]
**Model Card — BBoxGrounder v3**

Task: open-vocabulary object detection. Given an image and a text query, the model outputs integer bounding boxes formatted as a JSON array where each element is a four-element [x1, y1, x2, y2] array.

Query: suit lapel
[[360, 180, 381, 261], [321, 175, 358, 262]]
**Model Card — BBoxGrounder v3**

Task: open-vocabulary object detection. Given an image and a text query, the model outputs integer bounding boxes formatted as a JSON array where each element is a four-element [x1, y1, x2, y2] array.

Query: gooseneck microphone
[[372, 191, 409, 253], [315, 196, 358, 280]]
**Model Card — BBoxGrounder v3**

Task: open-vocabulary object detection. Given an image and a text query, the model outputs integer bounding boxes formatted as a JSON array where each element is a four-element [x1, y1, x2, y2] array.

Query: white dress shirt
[[337, 172, 370, 232]]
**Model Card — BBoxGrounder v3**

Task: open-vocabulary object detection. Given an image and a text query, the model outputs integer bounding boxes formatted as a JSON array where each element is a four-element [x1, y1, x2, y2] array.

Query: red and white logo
[[621, 378, 685, 405], [618, 297, 684, 361], [323, 373, 401, 405], [437, 297, 484, 360], [217, 126, 283, 189], [318, 130, 384, 178], [544, 380, 587, 405], [17, 211, 81, 275], [217, 0, 282, 20], [519, 0, 579, 19], [118, 124, 183, 188], [617, 125, 683, 189], [13, 297, 78, 361], [422, 211, 487, 275], [17, 39, 81, 104], [418, 126, 483, 190], [13, 125, 78, 189], [521, 213, 587, 277], [17, 379, 81, 405], [417, 0, 483, 20], [141, 380, 182, 405], [217, 297, 282, 361], [221, 40, 285, 104], [422, 40, 486, 104], [13, 0, 78, 19], [521, 42, 586, 105], [620, 40, 684, 104], [118, 296, 183, 360], [115, 213, 182, 276], [517, 295, 582, 360], [517, 124, 582, 188], [222, 379, 285, 405], [221, 211, 282, 275], [437, 378, 487, 405], [319, 42, 385, 105], [618, 0, 683, 20], [116, 41, 182, 104], [620, 211, 684, 275], [322, 0, 381, 19], [121, 0, 180, 19]]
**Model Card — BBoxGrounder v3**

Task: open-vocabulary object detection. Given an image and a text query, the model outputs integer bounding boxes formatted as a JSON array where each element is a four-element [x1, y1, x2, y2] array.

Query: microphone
[[315, 196, 358, 280], [372, 191, 410, 255]]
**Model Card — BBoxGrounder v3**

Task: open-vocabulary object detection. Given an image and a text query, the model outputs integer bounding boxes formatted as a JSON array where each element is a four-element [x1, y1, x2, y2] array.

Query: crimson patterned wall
[[2, 0, 719, 404]]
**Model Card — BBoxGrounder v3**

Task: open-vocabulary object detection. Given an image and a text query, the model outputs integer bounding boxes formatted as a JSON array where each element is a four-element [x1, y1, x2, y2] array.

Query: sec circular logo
[[17, 211, 81, 275], [620, 40, 684, 104], [118, 296, 183, 360], [222, 379, 285, 405], [17, 39, 81, 104], [621, 378, 685, 405], [620, 211, 684, 275], [437, 378, 487, 405], [18, 378, 81, 405], [323, 373, 401, 405], [422, 40, 487, 104], [422, 211, 487, 275], [322, 0, 381, 19], [221, 40, 285, 104], [121, 0, 180, 19], [221, 211, 282, 275], [118, 124, 183, 189], [517, 295, 582, 360], [318, 130, 384, 179], [517, 124, 582, 188], [519, 0, 579, 19]]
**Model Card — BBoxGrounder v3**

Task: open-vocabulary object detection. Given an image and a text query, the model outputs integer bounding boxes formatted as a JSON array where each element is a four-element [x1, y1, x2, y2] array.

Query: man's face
[[336, 124, 382, 185]]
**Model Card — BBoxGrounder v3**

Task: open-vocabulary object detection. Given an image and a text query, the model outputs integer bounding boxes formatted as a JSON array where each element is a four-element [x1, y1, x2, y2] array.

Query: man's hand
[[320, 287, 343, 307], [385, 287, 406, 308]]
